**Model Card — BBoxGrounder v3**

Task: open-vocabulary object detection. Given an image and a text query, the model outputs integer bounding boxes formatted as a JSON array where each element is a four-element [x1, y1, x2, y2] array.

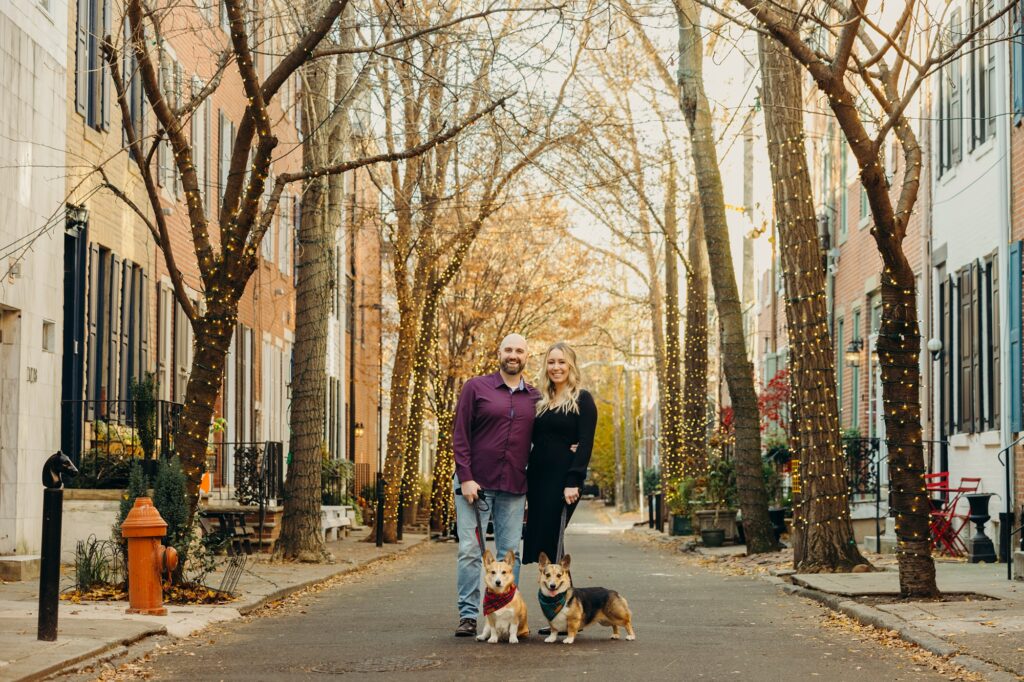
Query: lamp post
[[845, 338, 864, 367]]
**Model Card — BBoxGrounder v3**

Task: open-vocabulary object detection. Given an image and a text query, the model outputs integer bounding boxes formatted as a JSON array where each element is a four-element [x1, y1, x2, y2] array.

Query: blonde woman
[[522, 342, 598, 568]]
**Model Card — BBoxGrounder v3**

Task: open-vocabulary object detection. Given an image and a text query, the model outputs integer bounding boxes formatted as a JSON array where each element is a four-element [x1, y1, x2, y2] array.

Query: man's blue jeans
[[454, 481, 526, 620]]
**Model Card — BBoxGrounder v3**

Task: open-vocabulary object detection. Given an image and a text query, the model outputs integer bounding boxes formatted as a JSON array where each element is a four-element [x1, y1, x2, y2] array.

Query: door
[[61, 224, 87, 462]]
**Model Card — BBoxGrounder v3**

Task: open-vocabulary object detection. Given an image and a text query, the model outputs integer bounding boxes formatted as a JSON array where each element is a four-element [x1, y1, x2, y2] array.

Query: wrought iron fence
[[63, 399, 182, 487], [322, 471, 343, 506], [232, 441, 284, 506], [842, 436, 880, 498]]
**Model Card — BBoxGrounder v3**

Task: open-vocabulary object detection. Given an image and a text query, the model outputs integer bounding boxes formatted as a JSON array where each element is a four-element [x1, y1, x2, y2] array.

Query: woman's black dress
[[522, 390, 598, 565]]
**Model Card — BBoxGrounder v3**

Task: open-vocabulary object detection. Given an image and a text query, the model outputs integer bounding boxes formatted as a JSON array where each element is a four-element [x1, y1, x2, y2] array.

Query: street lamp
[[845, 338, 864, 367], [353, 422, 365, 438], [927, 337, 943, 361]]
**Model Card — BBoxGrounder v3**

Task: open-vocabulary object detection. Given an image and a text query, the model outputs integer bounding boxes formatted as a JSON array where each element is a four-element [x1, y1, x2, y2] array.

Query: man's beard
[[500, 358, 524, 376]]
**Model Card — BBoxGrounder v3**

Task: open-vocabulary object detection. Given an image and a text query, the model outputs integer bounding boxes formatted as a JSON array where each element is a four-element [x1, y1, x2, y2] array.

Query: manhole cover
[[310, 657, 442, 674]]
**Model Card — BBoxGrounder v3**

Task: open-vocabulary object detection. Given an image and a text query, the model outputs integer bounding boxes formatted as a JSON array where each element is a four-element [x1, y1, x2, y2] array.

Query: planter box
[[694, 509, 738, 541]]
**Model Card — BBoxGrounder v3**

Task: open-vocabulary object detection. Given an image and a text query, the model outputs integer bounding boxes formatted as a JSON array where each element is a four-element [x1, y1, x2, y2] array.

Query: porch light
[[845, 338, 864, 367], [353, 422, 365, 438], [927, 338, 943, 361]]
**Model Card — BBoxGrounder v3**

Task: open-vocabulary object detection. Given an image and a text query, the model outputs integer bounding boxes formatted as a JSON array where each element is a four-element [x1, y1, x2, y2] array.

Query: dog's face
[[483, 549, 517, 593], [537, 552, 571, 596]]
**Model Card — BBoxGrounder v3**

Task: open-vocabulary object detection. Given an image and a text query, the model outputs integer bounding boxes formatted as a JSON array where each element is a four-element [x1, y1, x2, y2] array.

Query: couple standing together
[[452, 334, 598, 637]]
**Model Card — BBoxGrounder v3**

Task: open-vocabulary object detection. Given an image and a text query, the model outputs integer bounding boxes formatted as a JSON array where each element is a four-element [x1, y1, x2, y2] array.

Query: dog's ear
[[538, 552, 550, 568], [482, 549, 493, 567], [559, 554, 571, 570], [503, 550, 515, 566]]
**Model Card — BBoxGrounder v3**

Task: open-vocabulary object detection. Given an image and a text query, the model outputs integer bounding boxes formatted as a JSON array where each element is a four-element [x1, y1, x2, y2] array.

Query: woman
[[522, 341, 598, 567]]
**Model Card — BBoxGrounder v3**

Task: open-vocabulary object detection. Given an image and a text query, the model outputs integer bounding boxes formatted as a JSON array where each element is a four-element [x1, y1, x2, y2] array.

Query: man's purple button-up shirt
[[452, 372, 540, 495]]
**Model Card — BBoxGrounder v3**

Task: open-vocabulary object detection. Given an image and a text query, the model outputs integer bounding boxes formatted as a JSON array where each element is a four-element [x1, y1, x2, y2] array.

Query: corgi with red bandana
[[477, 549, 529, 644]]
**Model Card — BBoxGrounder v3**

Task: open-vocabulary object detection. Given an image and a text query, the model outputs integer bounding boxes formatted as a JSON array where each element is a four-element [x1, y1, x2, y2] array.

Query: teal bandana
[[538, 589, 568, 622]]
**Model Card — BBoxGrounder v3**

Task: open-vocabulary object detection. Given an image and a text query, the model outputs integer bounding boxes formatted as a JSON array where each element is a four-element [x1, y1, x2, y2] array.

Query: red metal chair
[[929, 476, 981, 556]]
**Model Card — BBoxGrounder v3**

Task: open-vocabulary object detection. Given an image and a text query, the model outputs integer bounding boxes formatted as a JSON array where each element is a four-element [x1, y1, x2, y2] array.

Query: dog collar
[[483, 584, 517, 615], [538, 589, 567, 621]]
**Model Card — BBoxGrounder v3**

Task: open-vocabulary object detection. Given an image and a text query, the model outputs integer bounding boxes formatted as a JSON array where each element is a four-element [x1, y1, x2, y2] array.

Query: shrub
[[153, 457, 190, 572]]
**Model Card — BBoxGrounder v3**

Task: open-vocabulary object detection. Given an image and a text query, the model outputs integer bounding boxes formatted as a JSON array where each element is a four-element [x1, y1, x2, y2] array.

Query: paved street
[[112, 504, 952, 681]]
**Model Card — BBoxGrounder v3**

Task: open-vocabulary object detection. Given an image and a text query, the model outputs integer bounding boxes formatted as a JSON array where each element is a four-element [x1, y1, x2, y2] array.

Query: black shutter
[[86, 244, 100, 419], [75, 0, 89, 116], [972, 260, 982, 433], [119, 260, 132, 421], [139, 268, 150, 376], [940, 278, 951, 436], [959, 267, 972, 432], [101, 0, 111, 130], [109, 254, 122, 420]]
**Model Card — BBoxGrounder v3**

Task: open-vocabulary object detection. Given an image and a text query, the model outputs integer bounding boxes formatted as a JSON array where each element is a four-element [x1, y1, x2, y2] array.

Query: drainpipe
[[1000, 36, 1015, 568]]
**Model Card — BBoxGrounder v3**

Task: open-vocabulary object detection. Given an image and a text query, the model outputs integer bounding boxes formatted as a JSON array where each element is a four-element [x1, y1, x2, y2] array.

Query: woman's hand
[[564, 487, 580, 505]]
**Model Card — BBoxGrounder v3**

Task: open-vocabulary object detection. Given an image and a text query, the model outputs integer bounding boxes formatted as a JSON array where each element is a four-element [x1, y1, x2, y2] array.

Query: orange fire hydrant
[[120, 497, 178, 616]]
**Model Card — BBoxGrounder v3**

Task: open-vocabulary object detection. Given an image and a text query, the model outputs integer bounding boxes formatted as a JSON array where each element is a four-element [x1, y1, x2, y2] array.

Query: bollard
[[647, 494, 655, 529], [120, 497, 178, 616], [375, 473, 385, 548], [38, 451, 77, 641], [655, 492, 664, 532]]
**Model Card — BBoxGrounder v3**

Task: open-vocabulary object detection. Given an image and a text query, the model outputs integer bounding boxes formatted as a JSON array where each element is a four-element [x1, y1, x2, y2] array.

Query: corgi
[[537, 552, 635, 645], [477, 549, 530, 644]]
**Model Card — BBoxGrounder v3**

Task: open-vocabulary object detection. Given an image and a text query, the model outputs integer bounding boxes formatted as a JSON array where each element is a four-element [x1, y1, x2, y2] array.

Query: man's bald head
[[497, 334, 528, 377]]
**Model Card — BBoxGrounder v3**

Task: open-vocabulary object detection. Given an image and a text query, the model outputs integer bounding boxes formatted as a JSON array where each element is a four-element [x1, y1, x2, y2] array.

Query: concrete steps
[[0, 555, 40, 581]]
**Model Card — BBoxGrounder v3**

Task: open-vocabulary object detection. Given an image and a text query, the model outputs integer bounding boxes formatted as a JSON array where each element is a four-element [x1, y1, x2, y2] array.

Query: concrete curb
[[29, 537, 428, 681], [778, 582, 1019, 682]]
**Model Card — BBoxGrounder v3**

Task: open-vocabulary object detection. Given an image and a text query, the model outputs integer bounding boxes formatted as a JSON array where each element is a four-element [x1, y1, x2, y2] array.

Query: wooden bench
[[321, 506, 353, 541]]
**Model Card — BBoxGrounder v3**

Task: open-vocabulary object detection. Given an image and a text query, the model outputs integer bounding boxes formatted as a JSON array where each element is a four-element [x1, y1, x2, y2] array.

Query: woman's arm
[[565, 391, 597, 489]]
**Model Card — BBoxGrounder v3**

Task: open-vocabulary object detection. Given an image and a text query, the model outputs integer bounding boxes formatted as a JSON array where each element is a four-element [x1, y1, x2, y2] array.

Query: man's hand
[[461, 480, 481, 504], [570, 443, 579, 452], [564, 487, 580, 505]]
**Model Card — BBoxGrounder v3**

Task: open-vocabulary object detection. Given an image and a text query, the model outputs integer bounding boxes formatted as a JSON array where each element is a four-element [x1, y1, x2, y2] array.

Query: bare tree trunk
[[661, 151, 685, 501], [613, 368, 624, 509], [430, 378, 457, 534], [623, 364, 638, 511], [675, 0, 775, 553], [758, 23, 867, 571], [681, 200, 709, 475]]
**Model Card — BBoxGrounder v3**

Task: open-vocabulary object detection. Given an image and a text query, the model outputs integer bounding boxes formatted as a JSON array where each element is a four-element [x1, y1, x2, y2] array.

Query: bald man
[[450, 333, 540, 637]]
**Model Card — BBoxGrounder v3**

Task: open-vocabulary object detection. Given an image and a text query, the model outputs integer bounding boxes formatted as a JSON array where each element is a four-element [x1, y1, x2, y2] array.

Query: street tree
[[101, 0, 504, 521]]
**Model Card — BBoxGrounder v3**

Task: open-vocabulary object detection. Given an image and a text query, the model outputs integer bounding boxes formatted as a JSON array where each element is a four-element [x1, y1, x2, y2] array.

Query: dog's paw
[[487, 636, 499, 644], [610, 633, 620, 640], [544, 634, 558, 643], [475, 634, 487, 642], [562, 637, 575, 645], [509, 635, 519, 644], [625, 634, 636, 641]]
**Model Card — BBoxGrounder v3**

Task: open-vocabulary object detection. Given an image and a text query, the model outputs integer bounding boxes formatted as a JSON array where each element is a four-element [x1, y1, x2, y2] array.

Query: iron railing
[[231, 441, 284, 506], [62, 399, 182, 487], [842, 437, 880, 498]]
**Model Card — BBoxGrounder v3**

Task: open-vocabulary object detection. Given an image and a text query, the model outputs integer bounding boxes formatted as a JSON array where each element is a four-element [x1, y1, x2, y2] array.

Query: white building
[[0, 0, 69, 557], [928, 0, 1013, 547]]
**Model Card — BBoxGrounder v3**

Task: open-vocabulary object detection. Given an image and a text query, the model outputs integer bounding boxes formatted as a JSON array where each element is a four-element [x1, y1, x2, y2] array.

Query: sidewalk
[[788, 561, 1024, 680], [0, 530, 427, 682]]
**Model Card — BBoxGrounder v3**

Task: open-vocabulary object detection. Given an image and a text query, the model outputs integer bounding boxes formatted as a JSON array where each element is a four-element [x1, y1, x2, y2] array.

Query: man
[[451, 333, 539, 637]]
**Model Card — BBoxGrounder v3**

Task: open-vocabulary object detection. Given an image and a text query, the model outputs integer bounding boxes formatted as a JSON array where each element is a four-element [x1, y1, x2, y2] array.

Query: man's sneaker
[[455, 618, 477, 637]]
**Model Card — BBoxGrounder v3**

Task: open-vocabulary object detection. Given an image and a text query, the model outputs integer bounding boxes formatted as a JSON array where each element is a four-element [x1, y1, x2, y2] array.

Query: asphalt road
[[123, 503, 950, 681]]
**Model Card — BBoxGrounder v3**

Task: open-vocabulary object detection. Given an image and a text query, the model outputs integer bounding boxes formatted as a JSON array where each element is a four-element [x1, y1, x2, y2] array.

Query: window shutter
[[138, 267, 149, 378], [941, 277, 953, 437], [118, 260, 132, 422], [76, 0, 89, 116], [108, 254, 122, 419], [86, 244, 100, 420], [100, 0, 111, 130], [1015, 4, 1024, 124], [1010, 241, 1023, 432], [959, 267, 972, 432], [991, 254, 1000, 428], [971, 260, 982, 433]]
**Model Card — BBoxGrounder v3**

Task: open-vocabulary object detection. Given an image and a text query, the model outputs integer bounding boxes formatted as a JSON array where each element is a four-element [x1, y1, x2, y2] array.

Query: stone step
[[0, 555, 41, 581]]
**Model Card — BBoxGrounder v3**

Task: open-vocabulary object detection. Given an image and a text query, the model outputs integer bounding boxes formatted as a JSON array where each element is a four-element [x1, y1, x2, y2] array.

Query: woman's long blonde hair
[[536, 342, 582, 416]]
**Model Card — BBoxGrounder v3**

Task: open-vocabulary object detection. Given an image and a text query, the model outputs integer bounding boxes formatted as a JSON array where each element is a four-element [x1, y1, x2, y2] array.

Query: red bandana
[[483, 584, 517, 615]]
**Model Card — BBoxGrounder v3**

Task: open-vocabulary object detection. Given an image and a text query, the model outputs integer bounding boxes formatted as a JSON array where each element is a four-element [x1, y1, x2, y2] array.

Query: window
[[42, 321, 55, 352], [75, 0, 111, 130], [939, 10, 964, 174], [122, 22, 145, 156], [173, 298, 194, 403], [191, 78, 212, 216], [948, 257, 1000, 434], [839, 144, 849, 241], [836, 317, 845, 421], [970, 0, 997, 148], [859, 185, 870, 227], [157, 51, 183, 196]]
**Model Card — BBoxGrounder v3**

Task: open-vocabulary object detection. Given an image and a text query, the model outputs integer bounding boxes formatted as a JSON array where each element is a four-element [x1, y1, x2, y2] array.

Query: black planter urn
[[965, 493, 997, 564]]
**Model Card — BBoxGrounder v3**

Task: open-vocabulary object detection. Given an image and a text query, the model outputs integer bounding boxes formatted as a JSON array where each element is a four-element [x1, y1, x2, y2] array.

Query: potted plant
[[669, 477, 697, 536], [696, 458, 739, 544]]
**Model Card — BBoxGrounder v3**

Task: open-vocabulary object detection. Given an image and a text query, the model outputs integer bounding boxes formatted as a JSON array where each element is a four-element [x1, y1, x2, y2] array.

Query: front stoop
[[0, 554, 41, 581]]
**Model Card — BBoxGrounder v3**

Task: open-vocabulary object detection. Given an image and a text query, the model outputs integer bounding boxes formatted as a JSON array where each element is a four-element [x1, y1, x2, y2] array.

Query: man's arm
[[451, 380, 480, 502]]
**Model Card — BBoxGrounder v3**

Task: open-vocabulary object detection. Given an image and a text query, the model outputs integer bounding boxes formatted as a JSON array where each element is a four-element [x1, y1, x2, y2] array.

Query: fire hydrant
[[120, 497, 178, 616]]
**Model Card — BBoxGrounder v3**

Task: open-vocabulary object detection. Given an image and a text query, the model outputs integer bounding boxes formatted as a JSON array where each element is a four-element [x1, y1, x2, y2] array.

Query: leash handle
[[456, 488, 488, 557], [556, 504, 568, 562]]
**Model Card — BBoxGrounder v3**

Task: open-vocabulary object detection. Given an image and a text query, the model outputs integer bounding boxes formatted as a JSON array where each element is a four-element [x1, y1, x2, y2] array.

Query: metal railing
[[322, 471, 343, 506], [842, 437, 880, 498], [231, 441, 284, 506], [62, 399, 182, 487]]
